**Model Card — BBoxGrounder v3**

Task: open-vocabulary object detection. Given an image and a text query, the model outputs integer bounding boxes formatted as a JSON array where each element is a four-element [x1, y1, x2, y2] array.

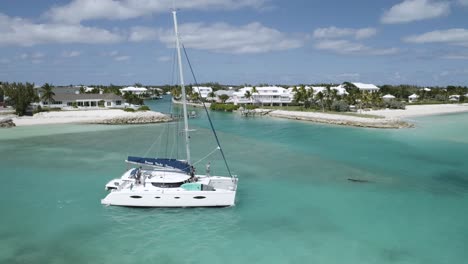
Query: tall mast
[[172, 10, 191, 165]]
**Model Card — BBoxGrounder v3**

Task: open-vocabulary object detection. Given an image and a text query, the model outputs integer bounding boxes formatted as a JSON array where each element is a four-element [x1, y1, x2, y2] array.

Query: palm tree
[[218, 94, 229, 103], [316, 91, 325, 112], [244, 90, 252, 102], [207, 91, 216, 102], [41, 83, 55, 108]]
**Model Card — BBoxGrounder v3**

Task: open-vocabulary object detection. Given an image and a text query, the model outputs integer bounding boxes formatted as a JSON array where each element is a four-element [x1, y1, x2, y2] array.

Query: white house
[[382, 94, 396, 101], [120, 86, 148, 96], [40, 93, 125, 109], [449, 95, 460, 102], [231, 86, 292, 105], [192, 86, 213, 99], [423, 87, 431, 92], [351, 82, 380, 92], [408, 94, 419, 103]]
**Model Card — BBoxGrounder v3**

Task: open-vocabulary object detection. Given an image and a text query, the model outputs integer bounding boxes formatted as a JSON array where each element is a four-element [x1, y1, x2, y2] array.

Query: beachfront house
[[382, 94, 396, 101], [408, 94, 419, 103], [39, 93, 125, 109], [120, 86, 148, 97], [351, 82, 380, 92], [231, 86, 292, 106], [215, 90, 234, 102], [449, 95, 460, 102], [192, 86, 213, 99]]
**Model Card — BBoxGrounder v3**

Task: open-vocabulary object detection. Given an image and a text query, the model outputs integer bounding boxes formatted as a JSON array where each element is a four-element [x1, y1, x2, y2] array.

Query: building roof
[[351, 82, 380, 90], [120, 86, 147, 92], [52, 93, 123, 101], [408, 94, 419, 99], [382, 94, 396, 99]]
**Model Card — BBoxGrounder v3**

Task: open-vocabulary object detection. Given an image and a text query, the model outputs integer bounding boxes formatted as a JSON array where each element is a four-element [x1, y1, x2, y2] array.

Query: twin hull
[[102, 190, 236, 207]]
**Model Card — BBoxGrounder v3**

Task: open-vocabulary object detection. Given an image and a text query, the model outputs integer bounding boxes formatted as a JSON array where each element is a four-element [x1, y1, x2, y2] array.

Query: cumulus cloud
[[46, 0, 269, 23], [62, 50, 81, 57], [114, 55, 131, 61], [315, 40, 399, 55], [0, 13, 123, 46], [404, 28, 468, 46], [129, 26, 159, 42], [313, 27, 377, 40], [157, 22, 303, 54], [381, 0, 450, 24], [157, 56, 172, 62]]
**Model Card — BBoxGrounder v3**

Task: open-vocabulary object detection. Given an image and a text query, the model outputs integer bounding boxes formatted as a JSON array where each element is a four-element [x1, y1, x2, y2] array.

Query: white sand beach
[[268, 110, 410, 128], [12, 109, 171, 126], [267, 104, 468, 128], [363, 103, 468, 118]]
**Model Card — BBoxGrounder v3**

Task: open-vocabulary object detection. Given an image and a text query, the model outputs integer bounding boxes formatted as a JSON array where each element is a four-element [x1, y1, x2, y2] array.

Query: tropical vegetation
[[2, 82, 38, 116]]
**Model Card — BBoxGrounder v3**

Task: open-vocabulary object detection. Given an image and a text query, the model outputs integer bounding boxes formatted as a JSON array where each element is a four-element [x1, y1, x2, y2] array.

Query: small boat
[[101, 10, 238, 207]]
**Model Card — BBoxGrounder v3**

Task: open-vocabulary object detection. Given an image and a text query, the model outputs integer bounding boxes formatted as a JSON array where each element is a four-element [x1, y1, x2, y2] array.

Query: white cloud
[[381, 0, 450, 24], [0, 13, 123, 46], [114, 55, 131, 61], [62, 51, 81, 57], [0, 58, 10, 64], [459, 0, 468, 6], [157, 56, 172, 62], [158, 22, 303, 54], [17, 52, 45, 60], [404, 28, 468, 46], [315, 40, 399, 55], [313, 27, 377, 40], [46, 0, 269, 24], [129, 26, 159, 42], [441, 53, 468, 59]]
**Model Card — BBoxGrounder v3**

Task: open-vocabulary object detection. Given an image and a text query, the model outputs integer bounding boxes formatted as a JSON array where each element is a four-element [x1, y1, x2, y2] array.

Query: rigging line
[[143, 123, 167, 157], [191, 147, 220, 166], [181, 43, 234, 178]]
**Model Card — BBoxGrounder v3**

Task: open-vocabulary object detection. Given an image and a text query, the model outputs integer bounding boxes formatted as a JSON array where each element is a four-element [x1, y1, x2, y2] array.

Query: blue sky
[[1, 0, 468, 86]]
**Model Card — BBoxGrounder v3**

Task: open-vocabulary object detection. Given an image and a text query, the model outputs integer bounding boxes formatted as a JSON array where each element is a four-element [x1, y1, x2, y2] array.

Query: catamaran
[[101, 10, 238, 207]]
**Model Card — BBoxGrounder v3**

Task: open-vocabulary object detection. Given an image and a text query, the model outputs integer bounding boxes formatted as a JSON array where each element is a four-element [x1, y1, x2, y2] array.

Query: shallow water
[[0, 99, 467, 264]]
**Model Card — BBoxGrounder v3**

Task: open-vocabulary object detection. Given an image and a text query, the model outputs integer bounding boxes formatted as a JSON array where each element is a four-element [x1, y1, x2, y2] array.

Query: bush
[[210, 103, 239, 112], [385, 100, 406, 109], [245, 104, 257, 110], [138, 105, 150, 111], [124, 108, 135, 112], [331, 101, 350, 112]]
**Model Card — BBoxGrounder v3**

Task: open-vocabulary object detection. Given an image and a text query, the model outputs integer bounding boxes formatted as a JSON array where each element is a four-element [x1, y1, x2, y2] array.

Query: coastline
[[266, 104, 468, 129], [267, 110, 412, 129], [10, 109, 171, 126]]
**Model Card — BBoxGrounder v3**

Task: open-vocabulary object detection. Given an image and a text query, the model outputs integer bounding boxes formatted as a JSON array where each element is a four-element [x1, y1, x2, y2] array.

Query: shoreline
[[267, 110, 412, 129], [266, 104, 468, 129], [10, 109, 171, 127]]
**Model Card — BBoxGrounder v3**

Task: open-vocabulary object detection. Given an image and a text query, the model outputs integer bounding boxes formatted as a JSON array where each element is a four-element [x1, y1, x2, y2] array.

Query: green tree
[[41, 83, 55, 108], [244, 90, 252, 102], [79, 86, 85, 94], [316, 91, 325, 112], [218, 94, 230, 103], [3, 82, 38, 116]]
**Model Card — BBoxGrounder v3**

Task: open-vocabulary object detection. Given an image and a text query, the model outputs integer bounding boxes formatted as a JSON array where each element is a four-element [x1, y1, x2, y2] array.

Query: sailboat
[[101, 10, 238, 207]]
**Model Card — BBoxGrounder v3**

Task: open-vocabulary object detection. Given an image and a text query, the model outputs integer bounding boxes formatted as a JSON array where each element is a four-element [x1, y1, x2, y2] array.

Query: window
[[174, 197, 180, 199], [152, 182, 183, 188], [116, 100, 122, 105], [130, 195, 142, 199], [67, 102, 73, 106], [106, 102, 111, 106], [193, 196, 206, 199], [90, 101, 97, 107], [155, 196, 161, 199]]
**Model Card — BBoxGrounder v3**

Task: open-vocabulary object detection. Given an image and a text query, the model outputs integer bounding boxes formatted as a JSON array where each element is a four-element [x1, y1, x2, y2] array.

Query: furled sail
[[126, 156, 190, 174]]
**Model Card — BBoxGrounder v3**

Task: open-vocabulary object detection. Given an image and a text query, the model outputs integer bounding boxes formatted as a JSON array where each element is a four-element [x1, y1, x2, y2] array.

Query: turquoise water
[[1, 99, 467, 263]]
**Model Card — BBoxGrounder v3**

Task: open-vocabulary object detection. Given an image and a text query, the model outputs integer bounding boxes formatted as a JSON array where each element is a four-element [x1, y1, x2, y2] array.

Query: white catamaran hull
[[101, 189, 236, 207]]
